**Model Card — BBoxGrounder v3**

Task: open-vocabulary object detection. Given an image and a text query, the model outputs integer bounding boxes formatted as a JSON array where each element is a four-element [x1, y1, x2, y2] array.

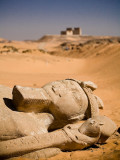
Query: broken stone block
[[12, 85, 52, 112]]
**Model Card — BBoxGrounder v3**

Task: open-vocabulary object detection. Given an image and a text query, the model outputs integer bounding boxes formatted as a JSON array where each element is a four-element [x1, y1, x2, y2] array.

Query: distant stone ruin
[[61, 27, 82, 35]]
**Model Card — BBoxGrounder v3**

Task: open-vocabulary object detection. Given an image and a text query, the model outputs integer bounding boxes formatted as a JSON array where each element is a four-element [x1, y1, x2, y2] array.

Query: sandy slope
[[0, 37, 120, 159]]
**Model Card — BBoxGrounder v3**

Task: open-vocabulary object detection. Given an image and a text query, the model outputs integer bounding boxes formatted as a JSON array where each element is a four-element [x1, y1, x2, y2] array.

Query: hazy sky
[[0, 0, 120, 40]]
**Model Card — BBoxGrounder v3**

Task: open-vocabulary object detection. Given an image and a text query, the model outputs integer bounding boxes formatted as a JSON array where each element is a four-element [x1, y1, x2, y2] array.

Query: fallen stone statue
[[0, 79, 117, 160]]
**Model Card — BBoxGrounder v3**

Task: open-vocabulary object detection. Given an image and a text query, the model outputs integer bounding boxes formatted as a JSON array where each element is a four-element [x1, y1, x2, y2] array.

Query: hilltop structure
[[61, 27, 82, 36]]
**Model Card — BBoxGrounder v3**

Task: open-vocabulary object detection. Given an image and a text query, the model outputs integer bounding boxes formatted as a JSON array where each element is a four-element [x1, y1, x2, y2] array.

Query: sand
[[0, 36, 120, 159]]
